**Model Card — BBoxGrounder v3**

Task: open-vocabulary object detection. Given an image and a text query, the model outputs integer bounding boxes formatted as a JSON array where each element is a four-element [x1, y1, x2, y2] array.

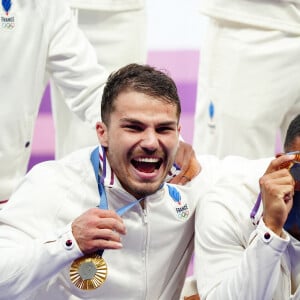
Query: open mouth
[[131, 157, 163, 173]]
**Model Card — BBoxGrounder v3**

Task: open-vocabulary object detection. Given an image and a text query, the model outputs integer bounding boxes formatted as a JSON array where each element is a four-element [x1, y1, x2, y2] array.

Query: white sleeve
[[42, 0, 108, 127], [0, 167, 83, 299], [0, 222, 82, 299], [195, 194, 289, 300]]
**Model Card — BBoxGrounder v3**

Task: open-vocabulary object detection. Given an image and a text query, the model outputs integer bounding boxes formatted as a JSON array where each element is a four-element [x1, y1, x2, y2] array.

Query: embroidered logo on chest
[[167, 184, 190, 220], [1, 0, 15, 30]]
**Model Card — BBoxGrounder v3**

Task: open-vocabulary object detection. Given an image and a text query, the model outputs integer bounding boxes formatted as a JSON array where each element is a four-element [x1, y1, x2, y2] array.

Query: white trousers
[[193, 19, 300, 159], [51, 7, 147, 158]]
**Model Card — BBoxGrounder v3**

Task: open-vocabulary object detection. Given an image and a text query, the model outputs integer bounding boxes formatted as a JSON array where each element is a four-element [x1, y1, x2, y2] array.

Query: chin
[[133, 183, 162, 198]]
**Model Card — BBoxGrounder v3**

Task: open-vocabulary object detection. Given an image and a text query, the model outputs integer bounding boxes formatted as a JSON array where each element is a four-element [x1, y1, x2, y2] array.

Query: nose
[[140, 129, 159, 152]]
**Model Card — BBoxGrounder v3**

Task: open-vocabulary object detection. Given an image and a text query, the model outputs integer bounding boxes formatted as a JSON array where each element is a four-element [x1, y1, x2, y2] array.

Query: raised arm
[[195, 154, 295, 300], [44, 0, 108, 127]]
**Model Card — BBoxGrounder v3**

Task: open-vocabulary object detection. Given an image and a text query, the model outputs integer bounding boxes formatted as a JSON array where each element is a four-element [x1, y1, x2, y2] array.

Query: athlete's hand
[[260, 154, 295, 236], [72, 208, 126, 254]]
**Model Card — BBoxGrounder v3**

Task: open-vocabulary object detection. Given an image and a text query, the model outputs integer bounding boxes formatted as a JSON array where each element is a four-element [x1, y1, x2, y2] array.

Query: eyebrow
[[120, 117, 178, 127]]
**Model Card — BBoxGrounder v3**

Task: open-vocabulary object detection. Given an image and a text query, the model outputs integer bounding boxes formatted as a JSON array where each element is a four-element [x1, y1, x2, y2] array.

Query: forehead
[[112, 90, 178, 122]]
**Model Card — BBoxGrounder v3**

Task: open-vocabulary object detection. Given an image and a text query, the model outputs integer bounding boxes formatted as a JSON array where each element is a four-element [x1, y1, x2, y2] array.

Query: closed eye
[[123, 124, 144, 132], [156, 126, 176, 134]]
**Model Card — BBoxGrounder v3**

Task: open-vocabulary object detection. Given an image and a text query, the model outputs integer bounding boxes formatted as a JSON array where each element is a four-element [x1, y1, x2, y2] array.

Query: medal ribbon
[[90, 147, 145, 255], [91, 146, 145, 213], [250, 193, 262, 225]]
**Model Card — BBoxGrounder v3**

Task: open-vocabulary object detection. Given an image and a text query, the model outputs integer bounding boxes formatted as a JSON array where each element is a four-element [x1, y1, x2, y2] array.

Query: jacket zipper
[[142, 205, 148, 299], [143, 207, 148, 224]]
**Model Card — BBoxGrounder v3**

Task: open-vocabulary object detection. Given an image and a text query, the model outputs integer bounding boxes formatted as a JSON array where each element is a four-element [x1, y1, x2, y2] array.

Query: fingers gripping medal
[[251, 152, 300, 229], [279, 151, 300, 191], [70, 147, 144, 290], [278, 151, 300, 238]]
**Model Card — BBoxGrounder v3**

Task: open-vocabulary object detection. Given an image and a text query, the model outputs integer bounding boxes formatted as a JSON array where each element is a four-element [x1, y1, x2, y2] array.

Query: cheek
[[99, 136, 108, 147], [107, 137, 130, 161], [110, 135, 132, 150]]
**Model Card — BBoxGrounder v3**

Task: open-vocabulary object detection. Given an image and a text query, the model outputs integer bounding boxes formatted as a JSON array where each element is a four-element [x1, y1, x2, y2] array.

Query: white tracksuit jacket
[[193, 0, 300, 160], [195, 156, 300, 299], [0, 146, 221, 300], [199, 0, 300, 35], [68, 0, 144, 11], [0, 0, 107, 201]]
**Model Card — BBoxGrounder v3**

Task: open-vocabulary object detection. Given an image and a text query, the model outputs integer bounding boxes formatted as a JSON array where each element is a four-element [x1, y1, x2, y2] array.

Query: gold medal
[[70, 253, 108, 290]]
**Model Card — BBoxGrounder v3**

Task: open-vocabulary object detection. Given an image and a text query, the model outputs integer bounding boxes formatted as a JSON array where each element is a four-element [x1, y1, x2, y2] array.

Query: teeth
[[135, 157, 160, 163]]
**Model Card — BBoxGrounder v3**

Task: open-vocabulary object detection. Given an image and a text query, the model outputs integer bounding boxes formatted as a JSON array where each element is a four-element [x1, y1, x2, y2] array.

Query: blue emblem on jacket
[[167, 184, 190, 220], [167, 184, 181, 204], [2, 0, 11, 15], [209, 101, 214, 120], [208, 101, 216, 131]]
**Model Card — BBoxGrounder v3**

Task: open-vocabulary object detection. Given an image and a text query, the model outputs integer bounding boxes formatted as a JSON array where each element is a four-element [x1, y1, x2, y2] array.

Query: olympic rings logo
[[2, 21, 14, 29], [177, 210, 189, 220]]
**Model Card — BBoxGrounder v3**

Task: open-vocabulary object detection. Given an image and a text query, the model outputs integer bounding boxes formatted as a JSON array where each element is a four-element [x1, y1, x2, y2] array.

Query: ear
[[178, 124, 181, 134], [96, 121, 108, 147]]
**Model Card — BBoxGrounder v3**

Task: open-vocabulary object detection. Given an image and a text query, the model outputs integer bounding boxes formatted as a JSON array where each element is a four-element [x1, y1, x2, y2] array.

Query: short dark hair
[[101, 63, 181, 125], [284, 114, 300, 152]]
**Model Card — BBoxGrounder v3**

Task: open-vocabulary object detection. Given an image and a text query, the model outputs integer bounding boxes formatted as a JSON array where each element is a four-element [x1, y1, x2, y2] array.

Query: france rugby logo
[[167, 185, 190, 220], [1, 0, 15, 30]]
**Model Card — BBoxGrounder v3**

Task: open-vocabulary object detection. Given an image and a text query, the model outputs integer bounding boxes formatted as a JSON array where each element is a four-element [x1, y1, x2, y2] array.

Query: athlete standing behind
[[193, 0, 300, 158]]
